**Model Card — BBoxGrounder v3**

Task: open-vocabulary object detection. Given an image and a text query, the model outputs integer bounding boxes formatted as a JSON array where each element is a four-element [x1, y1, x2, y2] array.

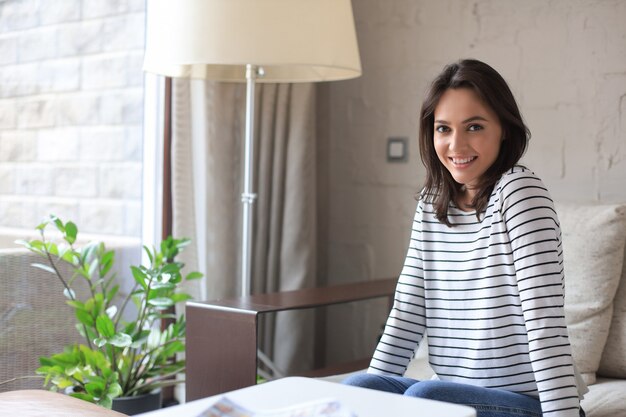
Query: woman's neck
[[456, 186, 477, 211]]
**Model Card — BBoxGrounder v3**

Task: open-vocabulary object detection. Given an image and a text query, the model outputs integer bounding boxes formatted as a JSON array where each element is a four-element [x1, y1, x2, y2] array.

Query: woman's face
[[433, 87, 503, 195]]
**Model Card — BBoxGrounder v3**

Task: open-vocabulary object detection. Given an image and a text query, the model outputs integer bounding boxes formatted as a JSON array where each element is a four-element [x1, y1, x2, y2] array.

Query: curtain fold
[[171, 79, 317, 375]]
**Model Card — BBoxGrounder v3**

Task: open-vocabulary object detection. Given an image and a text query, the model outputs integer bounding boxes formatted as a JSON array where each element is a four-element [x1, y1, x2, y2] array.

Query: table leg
[[186, 304, 258, 401]]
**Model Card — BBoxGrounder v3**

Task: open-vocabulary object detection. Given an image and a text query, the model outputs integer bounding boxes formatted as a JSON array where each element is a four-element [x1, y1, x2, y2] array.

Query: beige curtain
[[170, 79, 317, 375]]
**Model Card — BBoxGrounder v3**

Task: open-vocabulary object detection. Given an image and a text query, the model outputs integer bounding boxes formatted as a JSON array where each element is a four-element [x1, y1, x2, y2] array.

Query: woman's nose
[[448, 131, 468, 151]]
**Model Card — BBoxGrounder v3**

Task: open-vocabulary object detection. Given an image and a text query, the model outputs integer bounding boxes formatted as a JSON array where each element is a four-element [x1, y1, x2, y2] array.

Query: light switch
[[387, 137, 408, 162]]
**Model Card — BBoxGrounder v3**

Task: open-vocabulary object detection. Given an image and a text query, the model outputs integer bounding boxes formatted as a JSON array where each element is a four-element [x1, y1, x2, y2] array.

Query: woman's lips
[[450, 156, 477, 167]]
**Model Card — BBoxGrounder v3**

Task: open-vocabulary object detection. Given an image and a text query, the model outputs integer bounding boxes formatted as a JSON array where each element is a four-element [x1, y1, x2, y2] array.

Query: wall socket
[[387, 137, 408, 162]]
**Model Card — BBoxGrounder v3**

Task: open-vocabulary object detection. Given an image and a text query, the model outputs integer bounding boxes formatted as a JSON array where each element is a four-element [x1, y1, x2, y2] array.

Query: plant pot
[[111, 390, 162, 415]]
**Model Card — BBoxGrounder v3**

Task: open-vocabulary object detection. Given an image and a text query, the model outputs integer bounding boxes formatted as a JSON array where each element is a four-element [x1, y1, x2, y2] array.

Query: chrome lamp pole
[[240, 64, 263, 297]]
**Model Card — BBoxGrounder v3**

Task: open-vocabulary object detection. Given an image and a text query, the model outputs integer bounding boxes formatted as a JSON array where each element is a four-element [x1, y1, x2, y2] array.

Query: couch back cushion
[[598, 240, 626, 378], [557, 203, 626, 385]]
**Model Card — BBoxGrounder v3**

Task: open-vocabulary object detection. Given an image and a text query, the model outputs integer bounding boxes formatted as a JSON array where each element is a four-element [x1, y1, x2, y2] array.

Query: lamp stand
[[241, 64, 283, 379], [241, 64, 261, 298], [241, 64, 285, 379]]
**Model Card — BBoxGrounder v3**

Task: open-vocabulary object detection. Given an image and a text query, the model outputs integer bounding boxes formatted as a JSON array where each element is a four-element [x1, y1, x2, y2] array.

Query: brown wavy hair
[[418, 59, 530, 226]]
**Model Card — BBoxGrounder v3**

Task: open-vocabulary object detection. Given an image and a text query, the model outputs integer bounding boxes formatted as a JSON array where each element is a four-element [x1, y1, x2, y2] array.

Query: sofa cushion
[[580, 377, 626, 417], [557, 203, 626, 385], [598, 240, 626, 379]]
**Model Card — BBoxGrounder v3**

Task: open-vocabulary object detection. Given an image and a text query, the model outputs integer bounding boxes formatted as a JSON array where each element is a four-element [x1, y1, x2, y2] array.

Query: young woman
[[343, 59, 587, 417]]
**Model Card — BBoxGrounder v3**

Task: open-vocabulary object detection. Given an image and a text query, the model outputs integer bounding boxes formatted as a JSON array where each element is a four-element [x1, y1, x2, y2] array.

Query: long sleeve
[[368, 202, 427, 375], [500, 172, 580, 417]]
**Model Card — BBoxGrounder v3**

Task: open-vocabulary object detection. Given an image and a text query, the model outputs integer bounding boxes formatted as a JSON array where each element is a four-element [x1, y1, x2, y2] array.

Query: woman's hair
[[418, 59, 530, 226]]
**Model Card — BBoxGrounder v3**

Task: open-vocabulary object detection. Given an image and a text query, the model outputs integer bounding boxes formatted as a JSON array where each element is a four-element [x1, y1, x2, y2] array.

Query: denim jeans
[[342, 373, 585, 417]]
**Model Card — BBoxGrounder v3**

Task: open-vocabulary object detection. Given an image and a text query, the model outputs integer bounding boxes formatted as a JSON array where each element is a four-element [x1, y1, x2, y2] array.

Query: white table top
[[136, 377, 476, 417]]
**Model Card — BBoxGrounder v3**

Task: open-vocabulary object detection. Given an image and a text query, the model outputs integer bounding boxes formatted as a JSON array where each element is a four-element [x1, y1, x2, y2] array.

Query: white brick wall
[[0, 0, 145, 238], [0, 99, 16, 129], [0, 37, 17, 65], [0, 131, 37, 161]]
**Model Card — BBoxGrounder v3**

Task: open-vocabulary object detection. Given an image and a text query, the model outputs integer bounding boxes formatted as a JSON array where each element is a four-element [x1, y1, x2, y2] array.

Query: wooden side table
[[185, 278, 396, 401]]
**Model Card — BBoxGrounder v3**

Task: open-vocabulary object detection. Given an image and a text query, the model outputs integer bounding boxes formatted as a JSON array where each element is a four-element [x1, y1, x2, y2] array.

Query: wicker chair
[[0, 239, 140, 393]]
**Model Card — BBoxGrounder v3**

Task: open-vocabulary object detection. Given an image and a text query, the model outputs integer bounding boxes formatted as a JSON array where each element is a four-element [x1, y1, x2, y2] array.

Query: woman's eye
[[468, 124, 483, 132], [435, 125, 450, 133]]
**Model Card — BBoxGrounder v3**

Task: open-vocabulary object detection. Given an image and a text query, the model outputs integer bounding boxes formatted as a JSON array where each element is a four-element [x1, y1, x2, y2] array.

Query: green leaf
[[84, 298, 95, 313], [39, 357, 54, 367], [168, 273, 182, 284], [35, 219, 50, 231], [75, 323, 87, 338], [161, 263, 181, 275], [65, 221, 78, 244], [31, 262, 56, 275], [45, 242, 59, 256], [63, 288, 76, 300], [56, 377, 76, 389], [130, 330, 151, 348], [131, 266, 148, 290], [106, 284, 119, 304], [93, 337, 107, 348], [105, 305, 117, 319], [123, 321, 137, 335], [84, 381, 103, 398], [28, 240, 46, 252], [75, 309, 94, 327], [100, 251, 114, 276], [70, 392, 96, 404], [143, 245, 154, 264], [149, 281, 176, 290], [78, 345, 108, 370], [176, 238, 191, 248], [52, 217, 64, 232], [66, 300, 85, 310], [147, 297, 174, 308], [14, 239, 30, 248], [93, 293, 104, 315], [170, 293, 192, 303], [61, 250, 78, 264], [99, 396, 113, 409], [161, 340, 185, 358], [96, 315, 115, 338], [108, 333, 132, 348], [185, 271, 203, 280], [88, 258, 99, 279], [107, 382, 123, 399]]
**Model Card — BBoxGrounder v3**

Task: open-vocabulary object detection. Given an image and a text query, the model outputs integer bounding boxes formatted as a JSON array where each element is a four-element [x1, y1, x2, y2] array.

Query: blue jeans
[[342, 373, 585, 417]]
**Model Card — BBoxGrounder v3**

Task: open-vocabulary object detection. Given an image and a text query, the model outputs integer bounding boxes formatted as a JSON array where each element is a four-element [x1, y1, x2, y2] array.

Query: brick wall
[[0, 0, 145, 237]]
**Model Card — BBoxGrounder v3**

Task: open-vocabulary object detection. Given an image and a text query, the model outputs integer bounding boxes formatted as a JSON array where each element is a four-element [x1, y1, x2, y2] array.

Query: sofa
[[185, 203, 626, 416], [328, 203, 626, 417]]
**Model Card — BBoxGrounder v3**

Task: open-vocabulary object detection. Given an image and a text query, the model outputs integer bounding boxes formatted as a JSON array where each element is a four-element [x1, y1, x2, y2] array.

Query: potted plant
[[16, 215, 202, 412]]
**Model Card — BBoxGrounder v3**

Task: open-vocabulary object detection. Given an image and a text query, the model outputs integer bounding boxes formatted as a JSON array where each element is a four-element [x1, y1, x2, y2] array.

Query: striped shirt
[[369, 167, 581, 416]]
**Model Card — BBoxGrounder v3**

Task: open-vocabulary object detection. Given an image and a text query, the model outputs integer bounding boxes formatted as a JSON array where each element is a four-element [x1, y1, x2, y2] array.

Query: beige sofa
[[558, 204, 626, 417], [326, 203, 626, 417]]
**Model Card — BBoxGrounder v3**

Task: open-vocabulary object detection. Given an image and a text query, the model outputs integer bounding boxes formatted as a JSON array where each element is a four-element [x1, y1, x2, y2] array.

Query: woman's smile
[[449, 156, 477, 167]]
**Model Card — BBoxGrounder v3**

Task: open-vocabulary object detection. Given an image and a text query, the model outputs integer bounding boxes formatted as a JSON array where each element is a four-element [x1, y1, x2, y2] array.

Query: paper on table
[[197, 396, 358, 417]]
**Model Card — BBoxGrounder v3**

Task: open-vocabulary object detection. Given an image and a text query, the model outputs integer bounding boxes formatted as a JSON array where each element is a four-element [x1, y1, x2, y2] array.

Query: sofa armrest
[[185, 278, 396, 401]]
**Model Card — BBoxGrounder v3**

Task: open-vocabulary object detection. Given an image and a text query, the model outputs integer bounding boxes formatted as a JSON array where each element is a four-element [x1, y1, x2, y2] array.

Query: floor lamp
[[144, 0, 361, 299]]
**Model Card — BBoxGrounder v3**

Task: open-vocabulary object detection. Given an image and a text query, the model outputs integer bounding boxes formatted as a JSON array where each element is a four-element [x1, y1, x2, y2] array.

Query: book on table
[[197, 396, 357, 417]]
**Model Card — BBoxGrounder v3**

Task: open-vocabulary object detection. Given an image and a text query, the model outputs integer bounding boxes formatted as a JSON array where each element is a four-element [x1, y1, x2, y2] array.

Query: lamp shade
[[143, 0, 362, 83]]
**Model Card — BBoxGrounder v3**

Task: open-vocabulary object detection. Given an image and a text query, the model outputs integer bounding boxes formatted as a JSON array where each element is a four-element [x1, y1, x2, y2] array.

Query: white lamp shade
[[143, 0, 362, 83]]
